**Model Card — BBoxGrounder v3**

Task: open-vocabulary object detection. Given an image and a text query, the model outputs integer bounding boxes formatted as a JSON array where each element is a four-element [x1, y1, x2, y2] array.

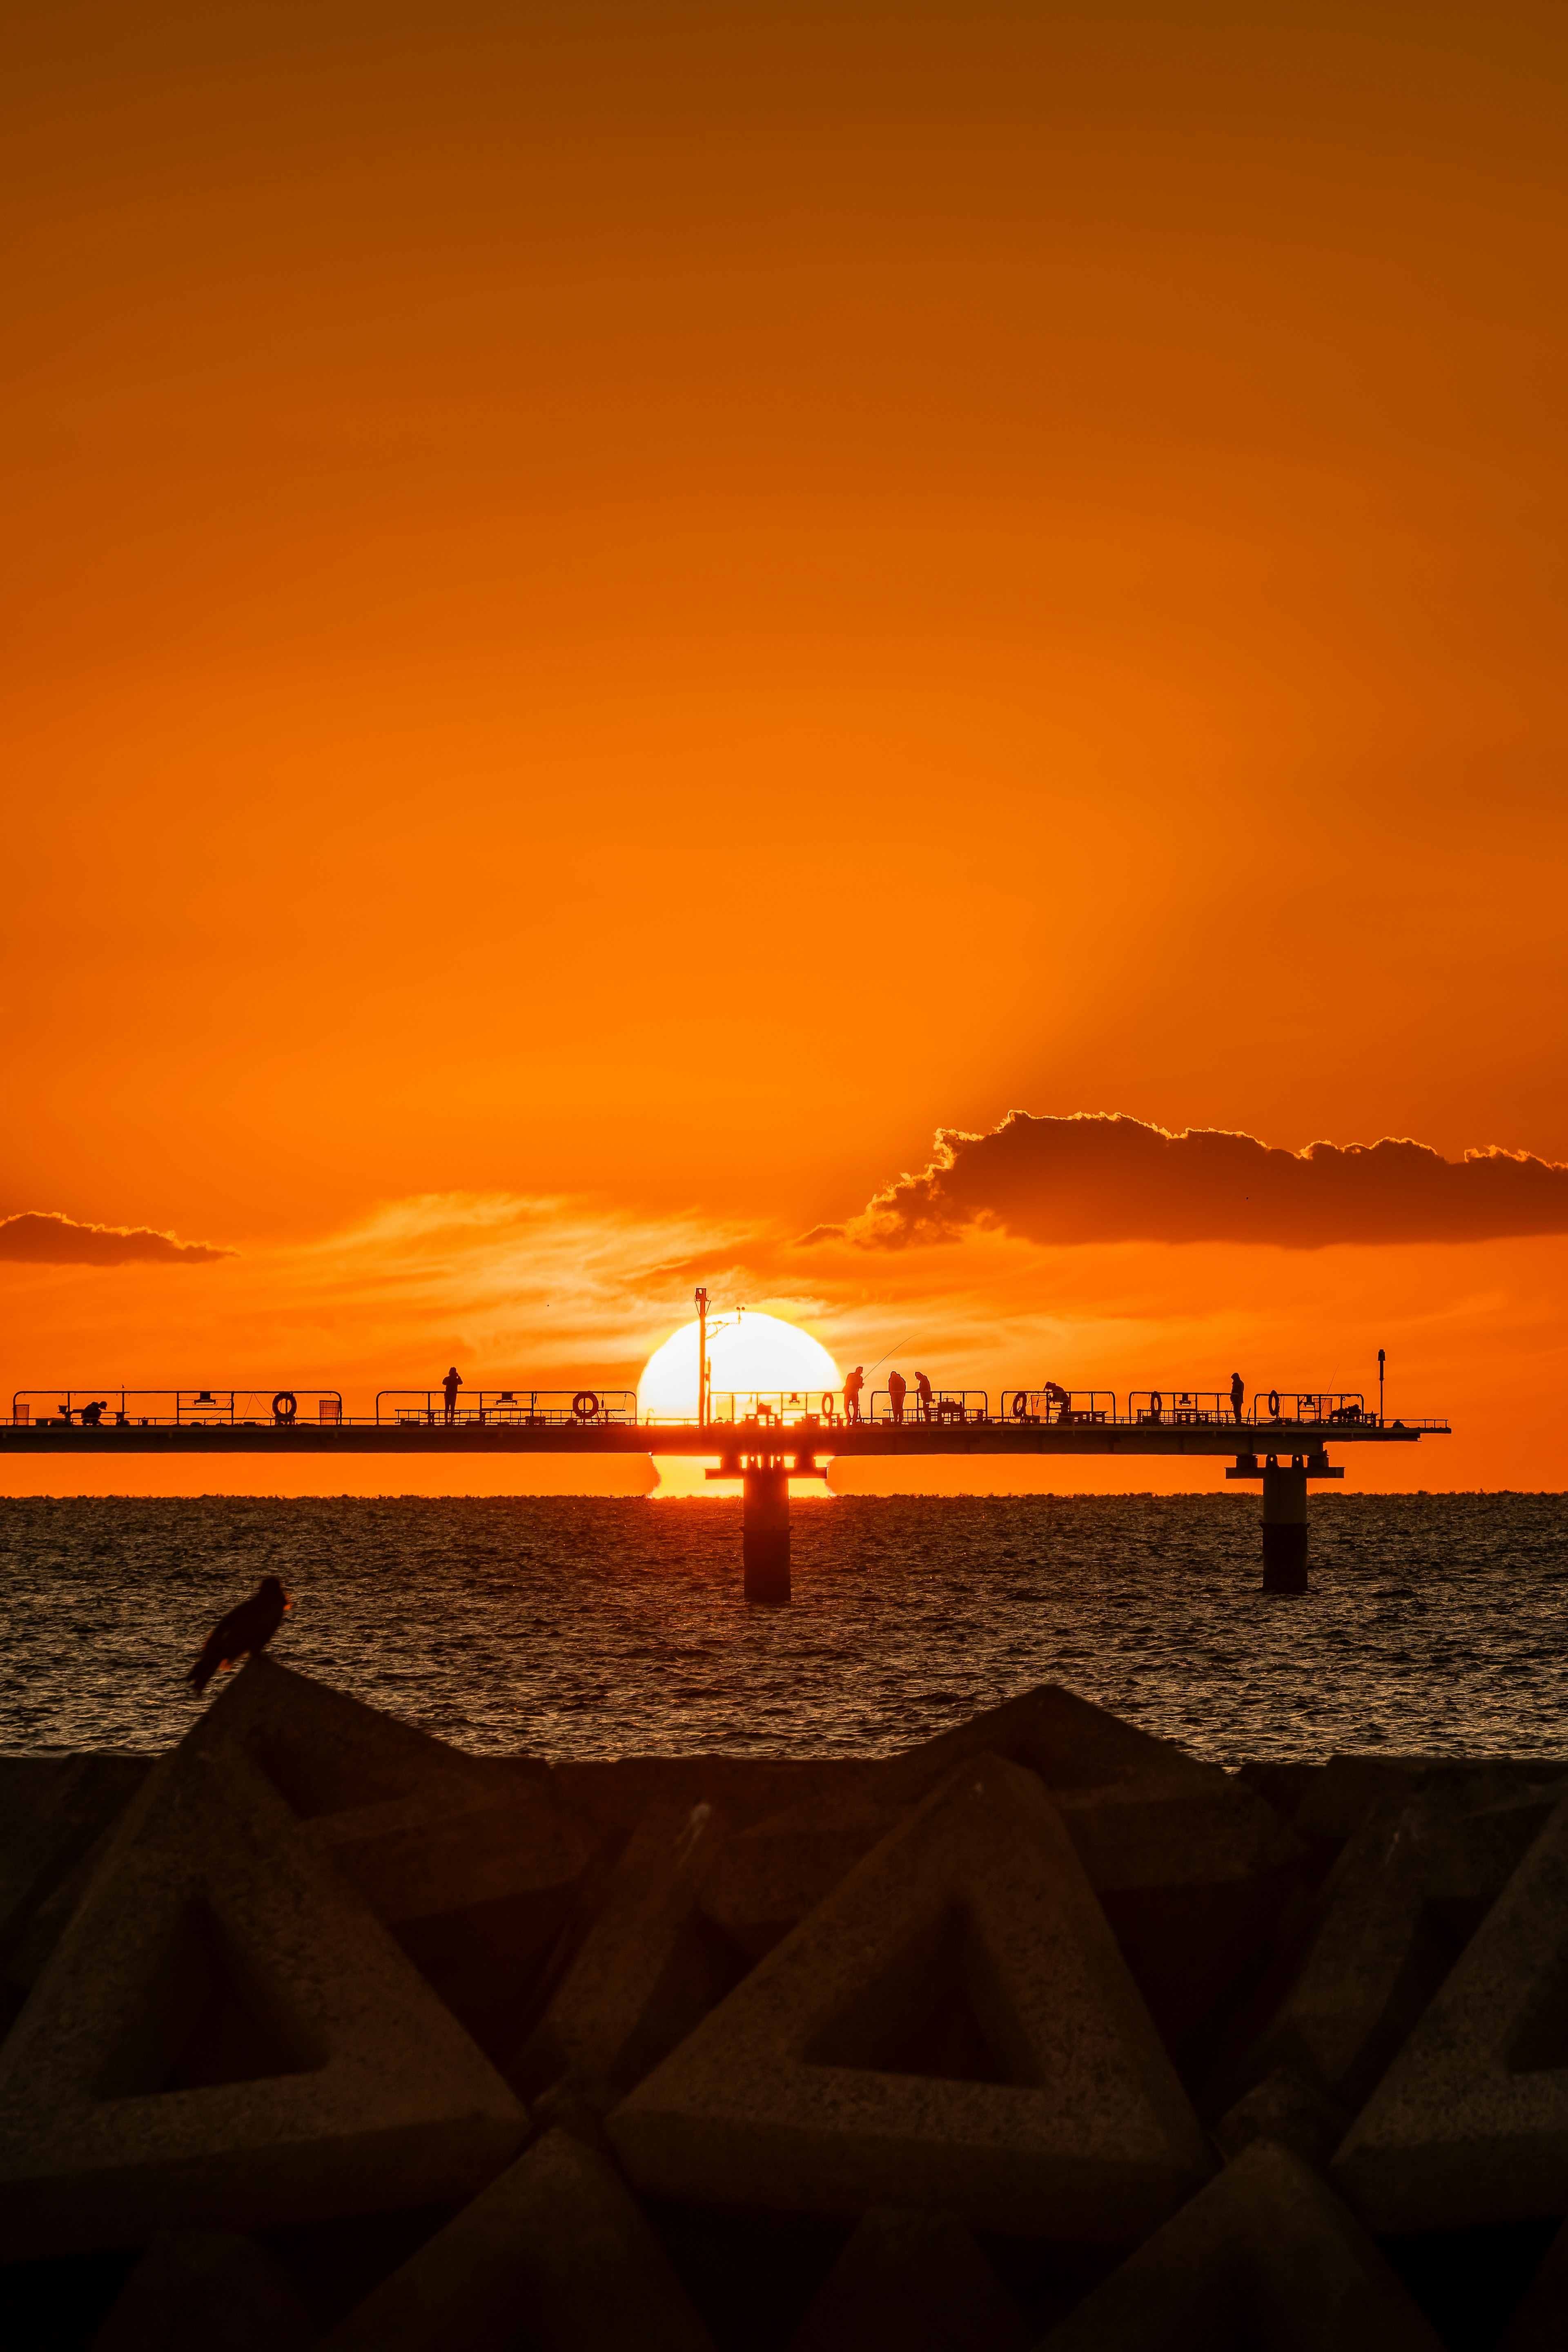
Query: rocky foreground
[[2, 1666, 1568, 2349]]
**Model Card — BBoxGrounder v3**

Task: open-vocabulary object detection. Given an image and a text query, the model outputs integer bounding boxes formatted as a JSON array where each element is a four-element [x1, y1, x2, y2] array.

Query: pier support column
[[1228, 1447, 1340, 1592], [742, 1466, 791, 1605], [708, 1435, 826, 1602], [1261, 1459, 1309, 1592]]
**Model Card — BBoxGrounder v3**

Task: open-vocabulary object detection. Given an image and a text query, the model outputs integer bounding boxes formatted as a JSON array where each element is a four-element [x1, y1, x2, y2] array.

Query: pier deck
[[2, 1386, 1450, 1601], [0, 1415, 1443, 1458]]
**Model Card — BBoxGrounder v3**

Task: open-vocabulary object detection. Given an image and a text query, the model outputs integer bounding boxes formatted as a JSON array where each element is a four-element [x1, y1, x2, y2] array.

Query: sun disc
[[638, 1310, 840, 1422]]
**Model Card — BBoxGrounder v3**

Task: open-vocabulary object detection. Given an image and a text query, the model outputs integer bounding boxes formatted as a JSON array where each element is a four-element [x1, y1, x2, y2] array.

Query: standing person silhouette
[[442, 1365, 463, 1425], [887, 1369, 906, 1426], [914, 1370, 933, 1423], [844, 1366, 865, 1425], [1230, 1371, 1245, 1424]]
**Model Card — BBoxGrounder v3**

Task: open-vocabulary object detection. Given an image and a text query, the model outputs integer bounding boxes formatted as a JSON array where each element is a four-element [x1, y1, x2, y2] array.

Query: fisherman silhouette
[[914, 1370, 934, 1422], [186, 1575, 292, 1693], [1044, 1380, 1070, 1419], [78, 1400, 108, 1426], [1231, 1371, 1245, 1423], [844, 1366, 865, 1424], [887, 1369, 906, 1425], [442, 1365, 463, 1425]]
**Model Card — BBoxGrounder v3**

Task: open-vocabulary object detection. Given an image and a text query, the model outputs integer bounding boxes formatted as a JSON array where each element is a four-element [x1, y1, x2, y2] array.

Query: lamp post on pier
[[695, 1287, 711, 1429]]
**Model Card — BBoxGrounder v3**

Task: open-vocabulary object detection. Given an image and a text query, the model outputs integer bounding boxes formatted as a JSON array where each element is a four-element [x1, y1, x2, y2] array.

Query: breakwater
[[4, 1651, 1568, 2345]]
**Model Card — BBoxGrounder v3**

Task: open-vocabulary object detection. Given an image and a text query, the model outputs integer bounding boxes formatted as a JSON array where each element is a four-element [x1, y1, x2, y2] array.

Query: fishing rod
[[857, 1335, 918, 1381]]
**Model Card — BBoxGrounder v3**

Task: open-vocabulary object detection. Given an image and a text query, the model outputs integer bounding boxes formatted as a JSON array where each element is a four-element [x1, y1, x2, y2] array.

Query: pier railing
[[6, 1385, 1452, 1435], [643, 1390, 857, 1429], [9, 1388, 344, 1428], [374, 1389, 638, 1426], [867, 1389, 990, 1426], [1250, 1391, 1371, 1425], [694, 1389, 832, 1429], [1129, 1390, 1246, 1427], [1000, 1390, 1116, 1427]]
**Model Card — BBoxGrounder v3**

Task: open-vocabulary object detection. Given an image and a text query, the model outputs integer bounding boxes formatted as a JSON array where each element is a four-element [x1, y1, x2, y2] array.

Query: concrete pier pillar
[[742, 1466, 791, 1605], [1261, 1460, 1309, 1593]]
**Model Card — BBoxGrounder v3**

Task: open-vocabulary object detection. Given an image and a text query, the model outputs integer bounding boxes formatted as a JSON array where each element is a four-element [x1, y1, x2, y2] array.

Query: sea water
[[1, 1492, 1564, 1765]]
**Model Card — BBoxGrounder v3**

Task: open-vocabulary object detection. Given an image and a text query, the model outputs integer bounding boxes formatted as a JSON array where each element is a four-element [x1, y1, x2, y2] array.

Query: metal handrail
[[1000, 1389, 1117, 1427], [1248, 1391, 1369, 1426], [868, 1388, 990, 1426], [374, 1388, 637, 1427], [10, 1387, 342, 1428], [1129, 1390, 1246, 1428], [5, 1381, 1450, 1436], [647, 1389, 837, 1428]]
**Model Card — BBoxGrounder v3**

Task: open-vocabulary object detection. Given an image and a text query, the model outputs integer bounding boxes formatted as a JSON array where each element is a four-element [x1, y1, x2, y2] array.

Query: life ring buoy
[[272, 1391, 297, 1423], [1011, 1391, 1027, 1419], [1150, 1390, 1163, 1417], [1268, 1390, 1281, 1420], [572, 1390, 599, 1421], [822, 1392, 837, 1419]]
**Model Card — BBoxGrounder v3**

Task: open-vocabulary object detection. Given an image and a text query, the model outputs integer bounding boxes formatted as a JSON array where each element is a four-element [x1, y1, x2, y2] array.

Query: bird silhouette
[[186, 1575, 292, 1692]]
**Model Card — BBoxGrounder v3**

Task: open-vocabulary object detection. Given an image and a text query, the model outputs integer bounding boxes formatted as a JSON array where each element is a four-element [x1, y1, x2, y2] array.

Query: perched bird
[[186, 1575, 292, 1693]]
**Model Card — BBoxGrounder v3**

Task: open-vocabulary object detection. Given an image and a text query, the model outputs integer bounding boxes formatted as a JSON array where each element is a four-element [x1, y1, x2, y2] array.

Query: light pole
[[1378, 1347, 1385, 1426], [696, 1287, 710, 1429]]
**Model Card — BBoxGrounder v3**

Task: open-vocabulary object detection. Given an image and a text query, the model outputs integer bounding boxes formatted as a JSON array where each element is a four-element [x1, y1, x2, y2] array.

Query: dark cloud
[[850, 1112, 1568, 1251], [0, 1212, 236, 1267]]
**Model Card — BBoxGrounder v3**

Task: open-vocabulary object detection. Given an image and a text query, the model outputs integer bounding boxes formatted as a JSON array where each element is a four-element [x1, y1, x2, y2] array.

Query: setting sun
[[638, 1310, 840, 1423]]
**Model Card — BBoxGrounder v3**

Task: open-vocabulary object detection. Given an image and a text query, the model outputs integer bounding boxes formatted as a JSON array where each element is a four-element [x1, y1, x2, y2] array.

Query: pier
[[3, 1382, 1450, 1603]]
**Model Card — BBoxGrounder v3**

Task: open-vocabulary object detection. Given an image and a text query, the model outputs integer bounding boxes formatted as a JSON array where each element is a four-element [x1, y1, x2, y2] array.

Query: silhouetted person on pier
[[78, 1400, 108, 1426], [844, 1366, 865, 1424], [1045, 1380, 1069, 1420], [186, 1575, 292, 1693], [887, 1370, 906, 1425], [914, 1370, 933, 1422], [442, 1365, 463, 1425], [1231, 1371, 1245, 1424]]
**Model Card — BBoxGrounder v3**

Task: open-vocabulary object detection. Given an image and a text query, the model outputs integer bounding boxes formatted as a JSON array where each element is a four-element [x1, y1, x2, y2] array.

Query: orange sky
[[3, 3, 1566, 1495]]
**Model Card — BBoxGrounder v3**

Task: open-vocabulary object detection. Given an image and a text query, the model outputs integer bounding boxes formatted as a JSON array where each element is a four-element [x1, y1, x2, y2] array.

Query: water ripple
[[0, 1492, 1564, 1764]]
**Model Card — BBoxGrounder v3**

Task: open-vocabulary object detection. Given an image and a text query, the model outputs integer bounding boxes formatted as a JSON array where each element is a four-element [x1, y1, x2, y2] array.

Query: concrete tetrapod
[[1332, 1787, 1568, 2229], [0, 1754, 151, 1991], [699, 1686, 1305, 2058], [881, 1686, 1306, 2062], [871, 1686, 1299, 1886], [0, 1728, 526, 2257], [607, 1753, 1214, 2240], [89, 2229, 316, 2352], [1038, 2138, 1442, 2350], [698, 1790, 909, 1962], [787, 2205, 1029, 2352], [197, 1657, 599, 2057], [185, 1653, 547, 1822], [319, 2126, 717, 2352], [1229, 1777, 1561, 2114], [552, 1755, 872, 1846], [303, 1782, 597, 2060], [1497, 2212, 1568, 2351], [510, 1798, 742, 2109]]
